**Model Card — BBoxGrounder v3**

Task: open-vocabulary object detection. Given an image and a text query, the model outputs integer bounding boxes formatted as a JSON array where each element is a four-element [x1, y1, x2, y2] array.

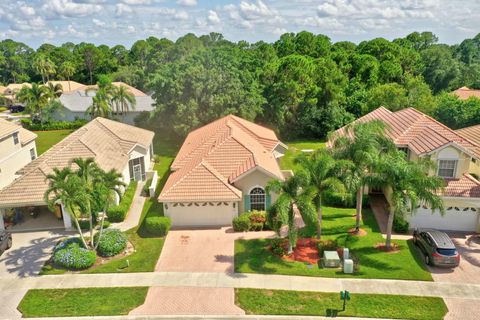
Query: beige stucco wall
[[0, 131, 20, 159], [429, 146, 470, 178], [233, 169, 279, 213], [0, 140, 36, 189]]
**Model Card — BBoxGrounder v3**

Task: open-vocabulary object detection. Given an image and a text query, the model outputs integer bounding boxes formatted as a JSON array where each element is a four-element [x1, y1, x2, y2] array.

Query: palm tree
[[44, 167, 91, 249], [16, 83, 49, 121], [45, 82, 63, 100], [59, 62, 76, 91], [366, 151, 445, 250], [86, 87, 112, 118], [266, 172, 316, 253], [295, 149, 348, 239], [112, 85, 136, 116], [33, 54, 56, 83], [330, 120, 395, 232]]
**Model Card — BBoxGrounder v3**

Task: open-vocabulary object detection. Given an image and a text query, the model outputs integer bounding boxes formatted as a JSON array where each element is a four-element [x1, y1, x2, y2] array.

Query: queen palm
[[45, 82, 63, 100], [16, 83, 49, 121], [366, 151, 445, 249], [330, 120, 395, 232], [112, 85, 136, 116], [44, 168, 91, 249], [59, 62, 76, 91], [33, 54, 56, 83], [86, 87, 112, 118], [295, 149, 348, 239], [266, 172, 316, 253]]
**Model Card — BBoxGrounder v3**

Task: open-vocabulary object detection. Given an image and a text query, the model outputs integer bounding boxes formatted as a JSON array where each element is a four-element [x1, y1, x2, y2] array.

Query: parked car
[[8, 105, 25, 113], [0, 231, 12, 256], [413, 229, 460, 267]]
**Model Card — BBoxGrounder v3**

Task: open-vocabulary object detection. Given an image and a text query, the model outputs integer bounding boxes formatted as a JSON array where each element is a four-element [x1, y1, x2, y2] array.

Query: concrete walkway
[[369, 195, 412, 240], [112, 181, 146, 232]]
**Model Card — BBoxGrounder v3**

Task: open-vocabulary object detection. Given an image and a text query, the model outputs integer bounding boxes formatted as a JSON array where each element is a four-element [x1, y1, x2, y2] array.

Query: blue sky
[[1, 0, 479, 48]]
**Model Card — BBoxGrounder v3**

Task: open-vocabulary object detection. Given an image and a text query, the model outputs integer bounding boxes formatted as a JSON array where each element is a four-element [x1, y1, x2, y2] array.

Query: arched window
[[250, 187, 265, 211]]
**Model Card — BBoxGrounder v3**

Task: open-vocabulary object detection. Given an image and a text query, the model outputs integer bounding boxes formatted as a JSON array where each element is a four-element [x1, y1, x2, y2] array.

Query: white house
[[0, 119, 37, 190], [0, 117, 154, 231], [159, 115, 289, 227]]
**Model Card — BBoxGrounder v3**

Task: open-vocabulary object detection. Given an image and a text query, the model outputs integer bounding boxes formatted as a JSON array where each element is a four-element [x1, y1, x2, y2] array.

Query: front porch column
[[60, 204, 73, 230], [0, 208, 4, 230]]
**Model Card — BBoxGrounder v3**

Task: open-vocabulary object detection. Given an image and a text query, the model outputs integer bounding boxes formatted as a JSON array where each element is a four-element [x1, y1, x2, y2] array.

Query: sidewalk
[[25, 316, 395, 320], [112, 181, 146, 232]]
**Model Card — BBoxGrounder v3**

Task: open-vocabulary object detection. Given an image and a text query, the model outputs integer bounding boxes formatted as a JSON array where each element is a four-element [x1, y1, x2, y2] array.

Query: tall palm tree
[[45, 82, 63, 100], [59, 62, 76, 91], [44, 167, 91, 249], [295, 149, 348, 239], [16, 83, 49, 120], [366, 151, 445, 249], [33, 54, 56, 83], [266, 172, 316, 253], [330, 120, 395, 232], [86, 88, 112, 118], [112, 85, 136, 116]]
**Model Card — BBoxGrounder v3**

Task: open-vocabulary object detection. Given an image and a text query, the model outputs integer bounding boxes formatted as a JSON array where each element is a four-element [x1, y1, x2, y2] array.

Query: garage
[[408, 206, 480, 232], [164, 202, 238, 227]]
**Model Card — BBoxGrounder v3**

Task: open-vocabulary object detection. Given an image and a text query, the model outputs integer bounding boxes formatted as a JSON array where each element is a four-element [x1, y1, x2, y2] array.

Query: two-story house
[[332, 107, 480, 232], [0, 119, 37, 190]]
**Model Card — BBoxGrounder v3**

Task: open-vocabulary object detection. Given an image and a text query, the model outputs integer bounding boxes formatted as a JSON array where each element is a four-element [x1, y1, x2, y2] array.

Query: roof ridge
[[421, 112, 479, 147], [94, 118, 142, 148], [229, 115, 278, 142], [201, 161, 242, 197]]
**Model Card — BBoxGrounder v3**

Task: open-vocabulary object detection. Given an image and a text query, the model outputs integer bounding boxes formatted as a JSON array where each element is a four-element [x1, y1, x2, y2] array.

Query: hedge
[[393, 214, 409, 234], [144, 216, 171, 236], [52, 238, 96, 270], [20, 118, 87, 131], [94, 229, 127, 257], [233, 214, 251, 232], [107, 181, 137, 222], [232, 210, 268, 232]]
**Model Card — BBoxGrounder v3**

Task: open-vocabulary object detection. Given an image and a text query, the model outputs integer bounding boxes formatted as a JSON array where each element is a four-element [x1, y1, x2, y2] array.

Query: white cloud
[[42, 0, 102, 17], [121, 0, 151, 4], [239, 0, 275, 20], [174, 10, 189, 20], [115, 3, 133, 16], [127, 25, 136, 33], [19, 4, 35, 16], [92, 18, 106, 27], [177, 0, 197, 7], [207, 10, 220, 24]]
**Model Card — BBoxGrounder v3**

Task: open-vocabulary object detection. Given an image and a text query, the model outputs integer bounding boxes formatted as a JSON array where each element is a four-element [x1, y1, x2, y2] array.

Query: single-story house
[[332, 106, 480, 232], [55, 82, 155, 125], [0, 118, 37, 190], [0, 117, 154, 231], [452, 86, 480, 100], [159, 115, 289, 227]]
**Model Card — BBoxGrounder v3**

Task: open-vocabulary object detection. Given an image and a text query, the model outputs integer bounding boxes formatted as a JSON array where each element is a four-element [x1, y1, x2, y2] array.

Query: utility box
[[344, 259, 354, 274], [323, 251, 341, 268], [343, 248, 349, 260]]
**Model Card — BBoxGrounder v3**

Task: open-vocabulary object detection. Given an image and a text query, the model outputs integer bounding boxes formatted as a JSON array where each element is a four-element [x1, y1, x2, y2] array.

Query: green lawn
[[236, 289, 447, 320], [18, 287, 148, 317], [280, 140, 325, 170], [34, 130, 73, 155], [235, 206, 432, 281]]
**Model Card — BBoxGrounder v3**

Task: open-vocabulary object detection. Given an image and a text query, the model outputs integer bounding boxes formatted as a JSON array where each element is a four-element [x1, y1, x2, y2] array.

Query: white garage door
[[408, 207, 479, 232], [165, 202, 236, 227]]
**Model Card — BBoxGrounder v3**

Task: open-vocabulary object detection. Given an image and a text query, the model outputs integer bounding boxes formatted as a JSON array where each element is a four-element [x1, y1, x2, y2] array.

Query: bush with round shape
[[52, 238, 96, 270], [145, 216, 171, 236], [94, 228, 127, 257], [232, 214, 251, 232]]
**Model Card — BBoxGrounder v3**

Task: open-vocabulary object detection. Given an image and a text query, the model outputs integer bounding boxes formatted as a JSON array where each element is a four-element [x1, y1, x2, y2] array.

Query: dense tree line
[[2, 31, 480, 140]]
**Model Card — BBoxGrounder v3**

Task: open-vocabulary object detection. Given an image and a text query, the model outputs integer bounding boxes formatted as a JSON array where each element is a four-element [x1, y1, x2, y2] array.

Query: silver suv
[[413, 229, 460, 267]]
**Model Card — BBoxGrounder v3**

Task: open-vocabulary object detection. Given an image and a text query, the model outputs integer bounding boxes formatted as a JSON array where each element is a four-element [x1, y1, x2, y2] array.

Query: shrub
[[248, 210, 267, 230], [20, 118, 87, 131], [94, 229, 127, 257], [323, 192, 369, 209], [143, 178, 152, 196], [100, 220, 111, 229], [0, 107, 7, 112], [232, 214, 251, 232], [270, 238, 287, 256], [393, 214, 409, 234], [107, 181, 137, 222], [52, 238, 96, 270], [316, 239, 338, 257], [145, 216, 171, 236], [78, 219, 91, 230]]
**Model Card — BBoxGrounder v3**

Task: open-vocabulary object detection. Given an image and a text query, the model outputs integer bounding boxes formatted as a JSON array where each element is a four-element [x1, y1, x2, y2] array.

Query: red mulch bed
[[283, 238, 319, 265], [374, 242, 400, 253], [348, 228, 368, 236]]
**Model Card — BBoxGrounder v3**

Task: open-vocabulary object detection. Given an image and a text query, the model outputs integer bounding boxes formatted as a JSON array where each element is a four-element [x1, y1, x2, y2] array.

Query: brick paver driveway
[[131, 227, 275, 316], [428, 234, 480, 320]]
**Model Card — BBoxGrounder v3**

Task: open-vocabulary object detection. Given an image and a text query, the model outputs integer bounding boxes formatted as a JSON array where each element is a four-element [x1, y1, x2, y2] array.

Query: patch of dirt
[[283, 238, 319, 265], [374, 242, 400, 253], [348, 228, 368, 236]]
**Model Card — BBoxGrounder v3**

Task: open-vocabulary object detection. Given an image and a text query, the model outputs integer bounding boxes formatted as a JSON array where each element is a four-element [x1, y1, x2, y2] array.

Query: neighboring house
[[0, 119, 37, 190], [332, 107, 480, 232], [159, 115, 289, 227], [0, 83, 31, 107], [0, 117, 154, 231], [55, 82, 155, 125], [452, 86, 480, 100]]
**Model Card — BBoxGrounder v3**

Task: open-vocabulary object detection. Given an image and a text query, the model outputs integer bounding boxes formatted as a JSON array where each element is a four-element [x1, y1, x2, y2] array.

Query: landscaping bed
[[18, 287, 148, 317], [235, 288, 447, 320], [234, 206, 432, 281]]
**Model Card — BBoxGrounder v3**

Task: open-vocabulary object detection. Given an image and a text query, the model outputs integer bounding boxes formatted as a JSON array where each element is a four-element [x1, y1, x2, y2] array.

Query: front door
[[133, 164, 142, 181]]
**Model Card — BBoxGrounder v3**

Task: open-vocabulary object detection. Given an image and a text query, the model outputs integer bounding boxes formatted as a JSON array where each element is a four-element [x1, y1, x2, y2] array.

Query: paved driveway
[[0, 230, 68, 278], [156, 227, 276, 273]]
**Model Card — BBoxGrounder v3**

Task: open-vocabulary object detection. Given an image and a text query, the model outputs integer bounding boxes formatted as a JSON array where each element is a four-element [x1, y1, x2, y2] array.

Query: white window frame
[[249, 186, 266, 211], [437, 159, 457, 178]]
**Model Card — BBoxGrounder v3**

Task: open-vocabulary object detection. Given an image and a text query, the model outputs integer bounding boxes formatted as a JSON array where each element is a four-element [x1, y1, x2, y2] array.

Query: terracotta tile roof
[[442, 174, 480, 198], [0, 118, 37, 146], [159, 115, 284, 202], [331, 107, 479, 157], [452, 86, 480, 100], [0, 118, 154, 207]]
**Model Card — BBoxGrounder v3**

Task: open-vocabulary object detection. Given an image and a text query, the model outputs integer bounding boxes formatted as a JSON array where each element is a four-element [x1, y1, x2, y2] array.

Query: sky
[[0, 0, 479, 48]]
